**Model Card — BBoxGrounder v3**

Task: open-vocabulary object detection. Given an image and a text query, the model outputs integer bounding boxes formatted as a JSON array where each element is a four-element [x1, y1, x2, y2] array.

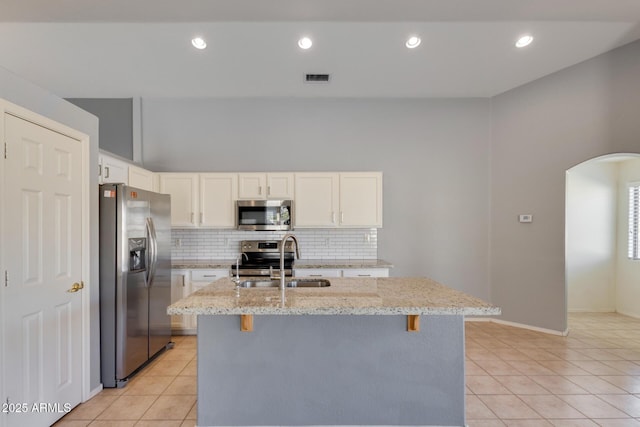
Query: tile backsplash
[[171, 228, 378, 261]]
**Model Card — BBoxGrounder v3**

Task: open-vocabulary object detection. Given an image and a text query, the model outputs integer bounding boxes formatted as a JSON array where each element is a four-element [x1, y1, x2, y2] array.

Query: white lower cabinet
[[294, 268, 389, 278], [171, 269, 230, 334], [171, 270, 189, 331]]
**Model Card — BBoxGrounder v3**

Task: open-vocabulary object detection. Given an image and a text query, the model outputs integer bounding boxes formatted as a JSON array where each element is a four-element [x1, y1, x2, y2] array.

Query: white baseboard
[[87, 384, 103, 401], [465, 317, 568, 336], [612, 309, 640, 319]]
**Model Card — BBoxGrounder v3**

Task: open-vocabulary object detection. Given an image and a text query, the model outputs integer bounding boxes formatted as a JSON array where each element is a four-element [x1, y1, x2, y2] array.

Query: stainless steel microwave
[[236, 200, 292, 231]]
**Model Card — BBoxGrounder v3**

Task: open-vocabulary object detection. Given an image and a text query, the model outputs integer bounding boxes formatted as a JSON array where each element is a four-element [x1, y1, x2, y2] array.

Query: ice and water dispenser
[[128, 238, 146, 272]]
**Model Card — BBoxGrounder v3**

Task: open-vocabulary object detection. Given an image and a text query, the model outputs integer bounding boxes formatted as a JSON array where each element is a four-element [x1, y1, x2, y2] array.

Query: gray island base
[[168, 277, 500, 427]]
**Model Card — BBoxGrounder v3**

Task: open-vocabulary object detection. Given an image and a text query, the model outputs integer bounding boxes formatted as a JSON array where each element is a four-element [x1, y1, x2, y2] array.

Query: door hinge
[[4, 270, 8, 287], [3, 141, 6, 159]]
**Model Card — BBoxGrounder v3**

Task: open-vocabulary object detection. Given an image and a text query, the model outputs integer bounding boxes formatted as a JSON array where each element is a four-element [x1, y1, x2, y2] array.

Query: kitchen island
[[168, 277, 500, 427]]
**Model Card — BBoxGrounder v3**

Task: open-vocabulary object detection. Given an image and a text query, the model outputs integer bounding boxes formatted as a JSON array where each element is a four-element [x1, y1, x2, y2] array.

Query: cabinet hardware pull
[[341, 212, 344, 223], [182, 276, 185, 287], [200, 213, 203, 224], [267, 186, 271, 196], [104, 166, 110, 179], [309, 274, 322, 277], [203, 275, 218, 277], [357, 274, 371, 277], [258, 186, 262, 195], [191, 212, 194, 223], [331, 212, 336, 223]]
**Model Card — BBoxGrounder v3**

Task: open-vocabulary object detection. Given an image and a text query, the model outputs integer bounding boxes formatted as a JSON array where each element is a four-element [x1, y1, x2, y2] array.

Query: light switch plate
[[519, 214, 533, 223]]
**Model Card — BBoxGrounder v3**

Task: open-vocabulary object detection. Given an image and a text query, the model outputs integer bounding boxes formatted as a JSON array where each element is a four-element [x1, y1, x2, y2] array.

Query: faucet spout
[[235, 252, 248, 283], [280, 233, 300, 293]]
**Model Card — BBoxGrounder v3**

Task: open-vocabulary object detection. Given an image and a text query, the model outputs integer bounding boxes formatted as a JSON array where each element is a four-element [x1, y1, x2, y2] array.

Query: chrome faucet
[[235, 252, 248, 283], [280, 233, 300, 291]]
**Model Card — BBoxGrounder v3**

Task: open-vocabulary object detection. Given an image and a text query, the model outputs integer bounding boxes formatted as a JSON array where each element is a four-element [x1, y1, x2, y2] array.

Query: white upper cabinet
[[99, 153, 129, 184], [159, 173, 199, 227], [266, 173, 295, 199], [294, 172, 383, 228], [339, 172, 383, 228], [238, 173, 294, 200], [294, 173, 340, 227], [200, 173, 238, 228], [128, 165, 156, 191]]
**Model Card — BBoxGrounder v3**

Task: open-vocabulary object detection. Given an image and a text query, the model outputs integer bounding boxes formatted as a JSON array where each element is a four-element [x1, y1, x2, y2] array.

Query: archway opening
[[566, 153, 640, 317]]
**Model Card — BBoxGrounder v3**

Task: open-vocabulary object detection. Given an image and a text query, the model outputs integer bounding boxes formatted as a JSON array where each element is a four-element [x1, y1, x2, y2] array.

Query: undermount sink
[[238, 279, 331, 288]]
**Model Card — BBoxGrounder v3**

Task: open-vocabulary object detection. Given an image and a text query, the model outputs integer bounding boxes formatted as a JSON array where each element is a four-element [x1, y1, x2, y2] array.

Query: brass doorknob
[[67, 282, 84, 293]]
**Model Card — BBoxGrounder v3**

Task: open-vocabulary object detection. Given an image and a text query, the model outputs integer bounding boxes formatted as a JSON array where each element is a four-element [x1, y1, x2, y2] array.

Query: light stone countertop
[[172, 259, 236, 269], [167, 276, 500, 316], [293, 259, 393, 269], [171, 259, 393, 270]]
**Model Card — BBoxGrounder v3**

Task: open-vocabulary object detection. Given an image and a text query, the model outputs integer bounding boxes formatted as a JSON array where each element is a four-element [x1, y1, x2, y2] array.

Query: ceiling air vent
[[305, 73, 330, 83]]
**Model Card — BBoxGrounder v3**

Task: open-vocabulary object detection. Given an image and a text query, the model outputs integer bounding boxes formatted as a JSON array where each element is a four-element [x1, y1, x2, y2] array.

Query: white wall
[[141, 98, 493, 299], [566, 160, 618, 312], [616, 158, 640, 318]]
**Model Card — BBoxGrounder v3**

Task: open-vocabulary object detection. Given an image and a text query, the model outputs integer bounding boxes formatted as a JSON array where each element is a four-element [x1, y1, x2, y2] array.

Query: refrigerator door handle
[[146, 217, 159, 286]]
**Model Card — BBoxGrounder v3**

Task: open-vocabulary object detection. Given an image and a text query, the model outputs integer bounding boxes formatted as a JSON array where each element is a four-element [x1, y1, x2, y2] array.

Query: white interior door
[[2, 113, 83, 426]]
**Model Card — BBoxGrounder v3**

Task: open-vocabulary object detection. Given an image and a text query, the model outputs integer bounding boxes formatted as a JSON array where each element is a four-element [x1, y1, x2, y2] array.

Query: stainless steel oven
[[236, 200, 292, 231], [231, 240, 295, 277]]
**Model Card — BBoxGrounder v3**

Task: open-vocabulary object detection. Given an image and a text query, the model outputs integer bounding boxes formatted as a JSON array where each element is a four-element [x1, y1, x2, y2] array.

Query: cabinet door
[[342, 268, 389, 278], [99, 154, 129, 184], [267, 173, 295, 199], [200, 173, 238, 228], [339, 172, 383, 227], [159, 173, 199, 227], [294, 173, 339, 227], [238, 173, 266, 199], [188, 269, 229, 329], [128, 165, 155, 191], [171, 271, 189, 331]]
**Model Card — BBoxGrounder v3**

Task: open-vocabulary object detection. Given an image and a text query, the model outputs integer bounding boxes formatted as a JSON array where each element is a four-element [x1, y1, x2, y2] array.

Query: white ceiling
[[1, 0, 640, 98]]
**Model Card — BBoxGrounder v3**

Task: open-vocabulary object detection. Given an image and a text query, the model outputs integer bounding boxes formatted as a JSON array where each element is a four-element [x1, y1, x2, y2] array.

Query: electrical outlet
[[175, 238, 182, 247]]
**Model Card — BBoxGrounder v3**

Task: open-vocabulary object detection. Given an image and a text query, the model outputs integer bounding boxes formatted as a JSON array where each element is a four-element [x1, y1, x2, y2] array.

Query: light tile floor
[[55, 313, 640, 426]]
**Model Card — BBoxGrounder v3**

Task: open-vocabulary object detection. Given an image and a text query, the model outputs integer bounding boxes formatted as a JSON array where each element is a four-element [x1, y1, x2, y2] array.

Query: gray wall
[[142, 98, 493, 300], [66, 98, 133, 160], [490, 39, 640, 332], [0, 66, 102, 391]]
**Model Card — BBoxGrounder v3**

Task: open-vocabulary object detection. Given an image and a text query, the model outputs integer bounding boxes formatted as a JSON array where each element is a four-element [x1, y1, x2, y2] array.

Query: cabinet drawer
[[190, 269, 229, 282], [342, 268, 389, 278], [294, 268, 342, 278]]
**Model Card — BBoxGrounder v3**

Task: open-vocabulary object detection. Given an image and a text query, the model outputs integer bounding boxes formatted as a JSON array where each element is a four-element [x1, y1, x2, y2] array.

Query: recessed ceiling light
[[515, 34, 534, 48], [191, 37, 207, 50], [405, 36, 421, 49], [298, 37, 313, 50]]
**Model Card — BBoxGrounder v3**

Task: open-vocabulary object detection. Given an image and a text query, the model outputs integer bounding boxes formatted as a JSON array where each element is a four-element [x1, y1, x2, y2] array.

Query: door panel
[[120, 271, 148, 379], [3, 113, 83, 426]]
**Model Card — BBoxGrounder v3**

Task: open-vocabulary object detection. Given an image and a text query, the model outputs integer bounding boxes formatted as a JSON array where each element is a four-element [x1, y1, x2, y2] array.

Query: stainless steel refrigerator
[[99, 184, 172, 388]]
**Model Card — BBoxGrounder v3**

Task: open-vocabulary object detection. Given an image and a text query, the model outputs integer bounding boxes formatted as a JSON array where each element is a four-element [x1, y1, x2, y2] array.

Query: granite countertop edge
[[168, 277, 500, 317], [172, 259, 394, 269]]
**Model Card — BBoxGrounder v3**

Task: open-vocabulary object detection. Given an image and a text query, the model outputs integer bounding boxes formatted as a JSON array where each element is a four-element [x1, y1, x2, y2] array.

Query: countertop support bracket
[[241, 314, 254, 332], [407, 315, 420, 332]]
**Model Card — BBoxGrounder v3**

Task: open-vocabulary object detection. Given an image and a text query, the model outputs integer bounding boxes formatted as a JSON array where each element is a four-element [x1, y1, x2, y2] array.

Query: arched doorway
[[566, 153, 640, 317]]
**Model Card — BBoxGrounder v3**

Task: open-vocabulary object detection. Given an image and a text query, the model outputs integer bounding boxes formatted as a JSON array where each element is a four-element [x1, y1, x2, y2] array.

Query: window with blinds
[[628, 184, 640, 260]]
